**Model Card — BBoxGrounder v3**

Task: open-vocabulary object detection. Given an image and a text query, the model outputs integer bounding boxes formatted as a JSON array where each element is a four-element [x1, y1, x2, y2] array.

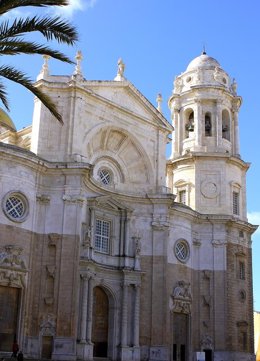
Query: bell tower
[[167, 52, 249, 220]]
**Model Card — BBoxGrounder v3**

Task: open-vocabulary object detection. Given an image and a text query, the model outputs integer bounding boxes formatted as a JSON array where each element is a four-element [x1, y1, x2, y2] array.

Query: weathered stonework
[[0, 53, 257, 361]]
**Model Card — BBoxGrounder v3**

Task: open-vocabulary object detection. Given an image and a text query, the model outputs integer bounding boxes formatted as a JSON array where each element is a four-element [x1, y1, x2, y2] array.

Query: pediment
[[85, 81, 173, 132], [88, 195, 133, 213]]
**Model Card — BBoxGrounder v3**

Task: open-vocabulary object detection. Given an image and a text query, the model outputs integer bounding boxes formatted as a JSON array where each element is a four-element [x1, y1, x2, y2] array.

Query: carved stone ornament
[[173, 76, 183, 93], [62, 194, 84, 205], [170, 281, 192, 314], [40, 313, 56, 336], [48, 233, 61, 245], [200, 180, 219, 199], [0, 245, 26, 269], [211, 239, 226, 247], [36, 194, 50, 204], [0, 245, 27, 288], [200, 334, 213, 350], [151, 216, 169, 231]]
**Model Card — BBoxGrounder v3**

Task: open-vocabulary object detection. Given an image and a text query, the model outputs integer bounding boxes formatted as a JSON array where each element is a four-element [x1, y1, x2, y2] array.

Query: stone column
[[80, 275, 89, 342], [172, 107, 180, 157], [86, 277, 93, 344], [195, 99, 202, 148], [133, 284, 141, 347], [233, 106, 240, 156], [121, 282, 129, 347], [216, 100, 222, 148]]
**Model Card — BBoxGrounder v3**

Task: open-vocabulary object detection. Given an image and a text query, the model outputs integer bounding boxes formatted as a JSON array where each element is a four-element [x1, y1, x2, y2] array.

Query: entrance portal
[[172, 313, 188, 361], [92, 287, 109, 357], [41, 336, 53, 359], [203, 349, 212, 361], [0, 286, 20, 351]]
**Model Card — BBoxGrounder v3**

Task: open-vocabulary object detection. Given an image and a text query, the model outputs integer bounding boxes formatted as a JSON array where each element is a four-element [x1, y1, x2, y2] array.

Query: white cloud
[[247, 212, 260, 234], [55, 0, 97, 17], [3, 0, 97, 20]]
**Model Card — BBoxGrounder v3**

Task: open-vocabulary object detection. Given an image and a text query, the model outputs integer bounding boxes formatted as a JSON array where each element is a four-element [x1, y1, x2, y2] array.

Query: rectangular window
[[95, 219, 110, 254], [233, 191, 239, 215], [239, 261, 245, 280], [179, 190, 186, 205]]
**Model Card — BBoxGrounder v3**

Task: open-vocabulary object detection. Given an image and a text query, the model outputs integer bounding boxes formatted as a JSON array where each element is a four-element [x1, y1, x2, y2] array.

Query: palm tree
[[0, 0, 78, 123]]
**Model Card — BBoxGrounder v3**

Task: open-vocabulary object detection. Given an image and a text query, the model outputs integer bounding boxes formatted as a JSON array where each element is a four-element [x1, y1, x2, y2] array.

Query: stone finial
[[37, 54, 50, 80], [74, 50, 83, 76], [156, 93, 163, 113], [231, 78, 237, 94], [72, 50, 84, 81], [114, 58, 126, 81]]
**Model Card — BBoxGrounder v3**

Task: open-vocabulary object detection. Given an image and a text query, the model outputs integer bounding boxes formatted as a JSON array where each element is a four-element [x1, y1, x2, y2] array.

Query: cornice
[[0, 142, 91, 174], [167, 152, 249, 171]]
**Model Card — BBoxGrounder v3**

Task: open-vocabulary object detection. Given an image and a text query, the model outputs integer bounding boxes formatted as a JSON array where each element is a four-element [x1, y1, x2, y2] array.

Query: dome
[[0, 108, 16, 131], [186, 52, 221, 71]]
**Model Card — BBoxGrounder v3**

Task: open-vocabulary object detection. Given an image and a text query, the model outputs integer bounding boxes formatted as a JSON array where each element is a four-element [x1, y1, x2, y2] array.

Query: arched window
[[205, 113, 212, 136], [222, 109, 230, 140], [185, 110, 194, 138]]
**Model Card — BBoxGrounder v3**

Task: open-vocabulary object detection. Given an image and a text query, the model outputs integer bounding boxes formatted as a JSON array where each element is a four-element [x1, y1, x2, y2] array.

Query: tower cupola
[[168, 52, 241, 158], [167, 53, 248, 219]]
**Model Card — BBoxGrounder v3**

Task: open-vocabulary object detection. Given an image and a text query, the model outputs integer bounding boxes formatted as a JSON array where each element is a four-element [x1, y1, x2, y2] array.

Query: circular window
[[2, 192, 29, 222], [186, 76, 192, 83], [222, 77, 227, 84], [174, 239, 190, 263], [98, 169, 112, 185]]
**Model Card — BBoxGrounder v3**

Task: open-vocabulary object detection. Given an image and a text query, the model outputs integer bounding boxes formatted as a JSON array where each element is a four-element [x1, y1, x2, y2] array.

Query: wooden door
[[0, 286, 20, 352], [92, 287, 109, 357]]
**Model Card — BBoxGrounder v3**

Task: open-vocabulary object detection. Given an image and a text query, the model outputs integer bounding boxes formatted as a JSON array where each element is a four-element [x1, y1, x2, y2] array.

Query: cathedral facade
[[0, 52, 257, 361]]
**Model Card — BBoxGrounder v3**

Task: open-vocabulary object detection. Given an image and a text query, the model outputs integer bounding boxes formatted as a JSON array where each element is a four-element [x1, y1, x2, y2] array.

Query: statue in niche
[[83, 226, 92, 248]]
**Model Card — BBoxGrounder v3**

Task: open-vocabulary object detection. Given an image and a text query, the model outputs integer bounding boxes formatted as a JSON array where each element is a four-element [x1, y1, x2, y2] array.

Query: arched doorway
[[92, 287, 109, 357]]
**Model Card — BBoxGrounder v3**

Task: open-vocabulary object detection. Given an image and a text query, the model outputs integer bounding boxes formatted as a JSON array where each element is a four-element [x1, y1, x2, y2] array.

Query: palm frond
[[0, 0, 69, 15], [0, 39, 74, 63], [0, 65, 63, 123], [0, 81, 9, 111], [0, 16, 78, 45]]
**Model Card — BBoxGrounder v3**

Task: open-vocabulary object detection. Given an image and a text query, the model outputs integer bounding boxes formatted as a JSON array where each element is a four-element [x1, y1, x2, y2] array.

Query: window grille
[[3, 192, 28, 222], [233, 191, 239, 215], [239, 261, 245, 280], [179, 190, 186, 205], [95, 219, 110, 253], [174, 240, 190, 263], [99, 169, 111, 185]]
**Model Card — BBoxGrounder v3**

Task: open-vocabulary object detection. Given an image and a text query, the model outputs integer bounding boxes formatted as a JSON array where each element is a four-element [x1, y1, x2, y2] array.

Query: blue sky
[[3, 0, 260, 309]]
